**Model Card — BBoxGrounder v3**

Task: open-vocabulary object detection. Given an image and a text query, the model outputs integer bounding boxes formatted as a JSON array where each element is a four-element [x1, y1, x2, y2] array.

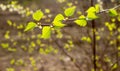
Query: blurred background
[[0, 0, 120, 71]]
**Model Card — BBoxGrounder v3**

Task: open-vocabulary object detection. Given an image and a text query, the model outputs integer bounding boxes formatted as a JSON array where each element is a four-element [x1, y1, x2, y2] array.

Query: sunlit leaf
[[108, 9, 118, 17], [32, 10, 44, 21], [74, 19, 87, 27], [74, 15, 87, 27], [64, 6, 76, 16], [53, 14, 65, 28], [87, 12, 98, 20], [53, 14, 64, 22], [53, 21, 65, 28], [86, 7, 96, 13], [24, 22, 36, 32], [78, 15, 86, 19], [41, 26, 51, 39], [95, 4, 100, 13]]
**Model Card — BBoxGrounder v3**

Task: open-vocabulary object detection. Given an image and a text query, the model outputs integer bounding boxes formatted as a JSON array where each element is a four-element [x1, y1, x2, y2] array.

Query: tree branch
[[99, 4, 120, 13]]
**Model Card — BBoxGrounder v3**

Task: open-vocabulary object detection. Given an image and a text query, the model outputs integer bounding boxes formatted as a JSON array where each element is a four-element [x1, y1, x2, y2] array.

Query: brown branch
[[35, 4, 120, 28], [90, 0, 97, 71]]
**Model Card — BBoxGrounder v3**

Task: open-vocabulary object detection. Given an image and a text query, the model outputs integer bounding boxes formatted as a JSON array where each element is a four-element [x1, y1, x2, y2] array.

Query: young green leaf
[[53, 14, 64, 22], [95, 4, 100, 13], [53, 21, 66, 28], [78, 15, 86, 19], [86, 7, 96, 13], [74, 15, 87, 27], [64, 6, 76, 17], [74, 19, 87, 27], [24, 22, 36, 32], [41, 26, 51, 39], [32, 10, 44, 21], [108, 9, 118, 17], [87, 12, 98, 20], [53, 14, 66, 28]]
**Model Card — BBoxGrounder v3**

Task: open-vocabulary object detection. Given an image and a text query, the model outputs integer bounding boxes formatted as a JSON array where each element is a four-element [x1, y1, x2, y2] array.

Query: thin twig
[[35, 4, 120, 28], [51, 36, 81, 71], [99, 4, 120, 13]]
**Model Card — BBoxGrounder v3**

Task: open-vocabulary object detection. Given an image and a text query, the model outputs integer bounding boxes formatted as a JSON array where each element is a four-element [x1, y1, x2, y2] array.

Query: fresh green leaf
[[78, 15, 86, 19], [32, 10, 44, 21], [53, 14, 65, 28], [74, 15, 87, 27], [53, 14, 64, 22], [108, 9, 118, 17], [53, 21, 65, 28], [86, 7, 96, 13], [41, 26, 51, 39], [87, 12, 98, 20], [24, 22, 36, 32], [95, 4, 100, 13], [64, 6, 76, 16], [74, 19, 87, 27]]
